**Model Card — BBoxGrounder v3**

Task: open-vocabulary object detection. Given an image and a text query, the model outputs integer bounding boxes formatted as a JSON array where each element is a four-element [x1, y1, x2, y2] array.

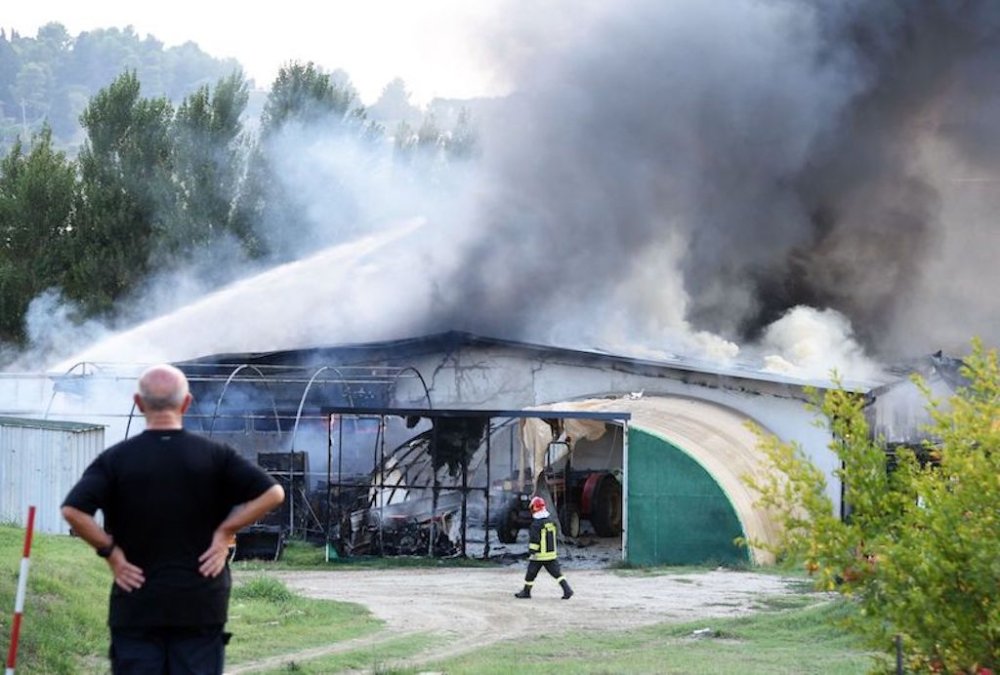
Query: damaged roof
[[177, 330, 869, 395], [868, 350, 969, 398]]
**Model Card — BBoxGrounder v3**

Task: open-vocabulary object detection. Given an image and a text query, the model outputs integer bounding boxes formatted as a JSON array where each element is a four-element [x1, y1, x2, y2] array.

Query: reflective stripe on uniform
[[530, 522, 558, 561]]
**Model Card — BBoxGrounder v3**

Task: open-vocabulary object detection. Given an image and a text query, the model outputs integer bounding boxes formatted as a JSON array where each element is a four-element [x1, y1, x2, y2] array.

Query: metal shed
[[0, 416, 106, 534]]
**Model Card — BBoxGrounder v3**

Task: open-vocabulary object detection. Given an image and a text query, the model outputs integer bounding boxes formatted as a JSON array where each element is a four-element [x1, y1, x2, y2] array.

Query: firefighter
[[515, 496, 574, 599]]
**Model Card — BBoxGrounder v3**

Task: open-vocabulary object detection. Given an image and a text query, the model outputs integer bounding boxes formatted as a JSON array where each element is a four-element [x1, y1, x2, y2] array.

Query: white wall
[[397, 344, 842, 514]]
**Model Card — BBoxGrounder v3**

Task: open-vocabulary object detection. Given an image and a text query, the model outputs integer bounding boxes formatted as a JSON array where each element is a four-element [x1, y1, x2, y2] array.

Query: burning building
[[162, 330, 857, 566], [0, 0, 995, 576]]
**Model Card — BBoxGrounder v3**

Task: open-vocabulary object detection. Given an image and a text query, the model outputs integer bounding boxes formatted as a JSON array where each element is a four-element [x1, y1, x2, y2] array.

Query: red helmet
[[529, 496, 546, 513]]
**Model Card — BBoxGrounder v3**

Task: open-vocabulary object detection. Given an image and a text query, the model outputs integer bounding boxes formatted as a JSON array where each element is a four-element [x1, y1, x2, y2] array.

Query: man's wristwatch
[[96, 541, 116, 558]]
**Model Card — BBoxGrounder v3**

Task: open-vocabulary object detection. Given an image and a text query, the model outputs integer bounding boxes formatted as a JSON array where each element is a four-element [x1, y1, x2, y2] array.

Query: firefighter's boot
[[560, 579, 574, 600], [514, 585, 532, 599]]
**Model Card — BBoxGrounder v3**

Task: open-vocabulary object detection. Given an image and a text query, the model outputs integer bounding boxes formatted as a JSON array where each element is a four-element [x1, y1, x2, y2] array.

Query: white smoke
[[9, 291, 113, 372], [51, 219, 440, 369], [758, 306, 885, 382], [29, 121, 485, 372]]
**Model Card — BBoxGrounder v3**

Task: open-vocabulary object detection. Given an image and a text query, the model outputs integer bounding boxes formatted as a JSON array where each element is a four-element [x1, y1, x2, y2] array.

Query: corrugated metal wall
[[0, 417, 105, 534]]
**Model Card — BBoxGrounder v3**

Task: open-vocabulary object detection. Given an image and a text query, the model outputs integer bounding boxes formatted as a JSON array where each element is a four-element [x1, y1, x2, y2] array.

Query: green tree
[[227, 142, 270, 260], [26, 23, 77, 138], [233, 61, 373, 260], [0, 31, 19, 116], [0, 126, 76, 343], [0, 23, 242, 153], [393, 114, 444, 167], [259, 61, 359, 135], [392, 120, 417, 158], [66, 71, 175, 315], [415, 114, 442, 154], [746, 341, 1000, 673], [445, 107, 478, 161], [171, 71, 253, 257], [10, 61, 52, 136], [368, 77, 421, 126]]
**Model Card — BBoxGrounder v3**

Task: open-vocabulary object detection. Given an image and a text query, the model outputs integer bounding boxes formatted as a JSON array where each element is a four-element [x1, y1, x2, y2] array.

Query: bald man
[[62, 364, 285, 674]]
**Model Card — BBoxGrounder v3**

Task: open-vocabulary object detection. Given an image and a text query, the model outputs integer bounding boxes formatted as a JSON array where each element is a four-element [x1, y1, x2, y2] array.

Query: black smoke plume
[[432, 0, 1000, 359]]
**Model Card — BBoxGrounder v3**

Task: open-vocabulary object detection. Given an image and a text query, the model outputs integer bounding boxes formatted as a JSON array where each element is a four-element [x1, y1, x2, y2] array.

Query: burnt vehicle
[[339, 492, 463, 557], [329, 416, 483, 557]]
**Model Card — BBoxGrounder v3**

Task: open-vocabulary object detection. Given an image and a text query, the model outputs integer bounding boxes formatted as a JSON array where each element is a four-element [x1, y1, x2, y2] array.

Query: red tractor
[[491, 466, 622, 542]]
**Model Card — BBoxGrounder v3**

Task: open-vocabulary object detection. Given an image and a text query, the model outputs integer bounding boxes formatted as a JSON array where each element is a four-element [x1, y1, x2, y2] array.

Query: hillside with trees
[[0, 24, 482, 364], [0, 22, 243, 151]]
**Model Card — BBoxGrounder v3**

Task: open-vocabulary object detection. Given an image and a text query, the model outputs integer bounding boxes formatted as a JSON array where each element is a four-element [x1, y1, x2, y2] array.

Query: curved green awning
[[627, 427, 748, 566]]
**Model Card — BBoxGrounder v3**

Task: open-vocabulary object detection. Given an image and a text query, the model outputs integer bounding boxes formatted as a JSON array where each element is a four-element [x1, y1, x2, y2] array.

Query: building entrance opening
[[321, 408, 629, 565]]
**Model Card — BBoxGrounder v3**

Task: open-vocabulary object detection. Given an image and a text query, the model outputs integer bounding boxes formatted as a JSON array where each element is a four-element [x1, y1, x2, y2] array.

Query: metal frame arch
[[288, 365, 356, 451], [124, 401, 139, 439], [44, 361, 103, 420], [44, 361, 142, 443], [287, 365, 356, 535], [207, 364, 283, 438], [53, 361, 101, 377], [391, 366, 433, 409]]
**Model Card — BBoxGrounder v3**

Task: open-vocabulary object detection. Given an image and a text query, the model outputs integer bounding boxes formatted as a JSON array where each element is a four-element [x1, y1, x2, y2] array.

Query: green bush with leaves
[[746, 339, 999, 674]]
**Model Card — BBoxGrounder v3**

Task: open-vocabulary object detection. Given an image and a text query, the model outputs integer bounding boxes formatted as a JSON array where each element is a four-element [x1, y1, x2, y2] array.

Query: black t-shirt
[[62, 429, 277, 628]]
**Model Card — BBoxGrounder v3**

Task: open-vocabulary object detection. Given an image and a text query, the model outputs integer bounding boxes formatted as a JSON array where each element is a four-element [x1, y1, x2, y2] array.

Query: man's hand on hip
[[199, 530, 233, 578], [108, 548, 145, 592]]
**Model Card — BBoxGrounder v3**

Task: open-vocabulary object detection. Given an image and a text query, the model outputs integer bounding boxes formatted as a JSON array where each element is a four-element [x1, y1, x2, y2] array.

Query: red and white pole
[[5, 505, 36, 675]]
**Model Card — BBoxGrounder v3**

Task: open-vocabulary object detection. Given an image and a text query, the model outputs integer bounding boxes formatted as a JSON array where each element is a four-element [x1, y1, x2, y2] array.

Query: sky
[[4, 0, 509, 105]]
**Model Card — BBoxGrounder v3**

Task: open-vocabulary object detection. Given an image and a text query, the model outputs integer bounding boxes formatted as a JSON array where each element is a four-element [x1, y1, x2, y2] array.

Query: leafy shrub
[[745, 340, 999, 674]]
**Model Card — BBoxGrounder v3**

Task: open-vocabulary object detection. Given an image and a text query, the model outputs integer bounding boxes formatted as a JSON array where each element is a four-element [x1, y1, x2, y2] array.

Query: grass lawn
[[0, 527, 383, 674], [0, 523, 111, 672]]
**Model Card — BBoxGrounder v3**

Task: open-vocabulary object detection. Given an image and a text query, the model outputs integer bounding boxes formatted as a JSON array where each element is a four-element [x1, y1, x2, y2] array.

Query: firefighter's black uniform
[[515, 512, 573, 599]]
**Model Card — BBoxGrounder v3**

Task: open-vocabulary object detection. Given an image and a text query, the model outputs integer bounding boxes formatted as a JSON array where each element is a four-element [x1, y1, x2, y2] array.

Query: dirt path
[[227, 567, 802, 673]]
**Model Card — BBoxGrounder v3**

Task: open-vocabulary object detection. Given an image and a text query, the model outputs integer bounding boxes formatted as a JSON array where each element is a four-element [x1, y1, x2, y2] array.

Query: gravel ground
[[228, 561, 802, 673]]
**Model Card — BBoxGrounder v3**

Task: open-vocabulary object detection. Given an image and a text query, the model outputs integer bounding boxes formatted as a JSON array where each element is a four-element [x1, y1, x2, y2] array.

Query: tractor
[[491, 460, 622, 542]]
